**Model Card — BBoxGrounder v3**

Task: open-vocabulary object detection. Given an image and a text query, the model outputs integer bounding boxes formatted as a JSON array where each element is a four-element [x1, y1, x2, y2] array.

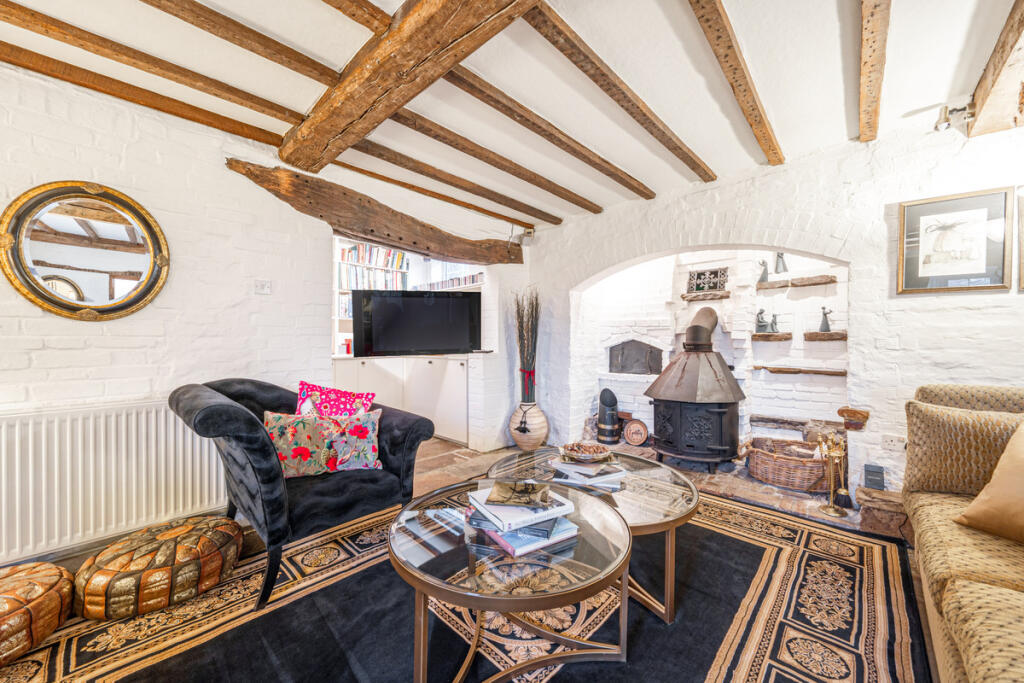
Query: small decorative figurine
[[769, 314, 779, 333], [819, 307, 833, 332], [774, 252, 788, 274], [758, 260, 769, 283], [755, 309, 771, 333]]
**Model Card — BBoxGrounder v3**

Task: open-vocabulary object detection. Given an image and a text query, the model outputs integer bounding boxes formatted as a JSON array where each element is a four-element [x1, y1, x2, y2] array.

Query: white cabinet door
[[403, 357, 445, 424], [333, 359, 358, 390], [435, 359, 468, 443], [356, 357, 405, 408]]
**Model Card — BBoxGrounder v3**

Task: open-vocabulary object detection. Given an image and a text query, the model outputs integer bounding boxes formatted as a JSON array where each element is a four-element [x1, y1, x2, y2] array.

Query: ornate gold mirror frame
[[0, 181, 169, 321]]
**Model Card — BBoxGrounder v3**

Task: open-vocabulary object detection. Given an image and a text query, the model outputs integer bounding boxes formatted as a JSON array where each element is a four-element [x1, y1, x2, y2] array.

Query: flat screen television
[[352, 290, 481, 357]]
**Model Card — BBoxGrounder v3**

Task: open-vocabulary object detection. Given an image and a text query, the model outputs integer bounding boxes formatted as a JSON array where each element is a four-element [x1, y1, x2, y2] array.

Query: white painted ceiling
[[0, 0, 1014, 243]]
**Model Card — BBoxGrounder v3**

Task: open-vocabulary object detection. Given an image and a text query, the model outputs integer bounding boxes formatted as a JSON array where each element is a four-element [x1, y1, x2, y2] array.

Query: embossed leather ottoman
[[0, 562, 74, 667], [74, 515, 243, 620]]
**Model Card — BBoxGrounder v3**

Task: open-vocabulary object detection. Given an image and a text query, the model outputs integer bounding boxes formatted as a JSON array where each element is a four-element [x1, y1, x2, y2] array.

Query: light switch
[[254, 279, 272, 295]]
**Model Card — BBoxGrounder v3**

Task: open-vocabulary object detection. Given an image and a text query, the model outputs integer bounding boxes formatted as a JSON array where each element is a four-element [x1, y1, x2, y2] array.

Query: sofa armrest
[[915, 384, 1024, 413], [372, 403, 435, 501]]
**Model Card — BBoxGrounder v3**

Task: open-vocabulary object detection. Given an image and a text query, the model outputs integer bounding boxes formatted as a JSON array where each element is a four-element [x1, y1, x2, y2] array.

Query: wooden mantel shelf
[[804, 331, 847, 341], [751, 332, 792, 341], [753, 365, 847, 377], [681, 290, 730, 301]]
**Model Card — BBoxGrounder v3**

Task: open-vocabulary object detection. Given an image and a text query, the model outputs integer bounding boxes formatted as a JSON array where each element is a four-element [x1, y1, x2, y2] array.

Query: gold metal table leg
[[627, 526, 678, 624], [414, 589, 428, 683]]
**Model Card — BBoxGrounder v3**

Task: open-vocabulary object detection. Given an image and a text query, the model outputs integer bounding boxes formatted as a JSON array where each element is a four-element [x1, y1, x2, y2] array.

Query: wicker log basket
[[740, 437, 829, 492]]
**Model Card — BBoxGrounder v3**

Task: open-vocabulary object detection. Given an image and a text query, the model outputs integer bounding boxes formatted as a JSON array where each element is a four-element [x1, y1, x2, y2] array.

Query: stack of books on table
[[466, 483, 578, 558], [549, 456, 627, 490]]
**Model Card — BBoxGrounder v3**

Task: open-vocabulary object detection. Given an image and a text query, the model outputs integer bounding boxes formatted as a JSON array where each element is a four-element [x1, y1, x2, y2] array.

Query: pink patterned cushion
[[296, 381, 375, 419]]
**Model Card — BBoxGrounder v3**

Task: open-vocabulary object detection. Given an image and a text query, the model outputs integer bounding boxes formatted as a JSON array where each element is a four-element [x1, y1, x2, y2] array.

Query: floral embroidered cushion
[[329, 410, 383, 471], [296, 381, 375, 419], [264, 412, 345, 478]]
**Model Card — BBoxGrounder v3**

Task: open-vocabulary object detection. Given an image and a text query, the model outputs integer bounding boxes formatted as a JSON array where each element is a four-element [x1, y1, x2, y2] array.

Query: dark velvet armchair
[[169, 378, 434, 609]]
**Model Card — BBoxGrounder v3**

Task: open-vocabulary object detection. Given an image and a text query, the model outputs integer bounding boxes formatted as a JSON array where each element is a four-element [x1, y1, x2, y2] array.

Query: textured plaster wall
[[529, 126, 1024, 493], [0, 65, 333, 412]]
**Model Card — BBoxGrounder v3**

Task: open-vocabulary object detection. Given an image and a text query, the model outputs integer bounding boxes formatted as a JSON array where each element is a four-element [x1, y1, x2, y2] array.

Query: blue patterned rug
[[3, 494, 929, 682]]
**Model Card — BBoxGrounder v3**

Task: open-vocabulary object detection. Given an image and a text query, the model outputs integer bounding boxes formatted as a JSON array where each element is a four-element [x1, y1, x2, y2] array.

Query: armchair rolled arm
[[372, 403, 434, 501]]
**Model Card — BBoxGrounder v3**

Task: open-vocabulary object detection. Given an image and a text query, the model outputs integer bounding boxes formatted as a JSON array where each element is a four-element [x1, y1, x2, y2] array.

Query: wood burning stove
[[644, 307, 744, 471]]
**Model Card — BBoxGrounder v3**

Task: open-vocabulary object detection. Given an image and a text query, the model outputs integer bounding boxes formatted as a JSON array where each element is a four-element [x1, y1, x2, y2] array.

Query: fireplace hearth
[[644, 307, 744, 471]]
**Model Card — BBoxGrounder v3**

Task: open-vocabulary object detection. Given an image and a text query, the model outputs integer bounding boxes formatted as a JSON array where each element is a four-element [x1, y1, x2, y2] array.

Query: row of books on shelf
[[336, 294, 353, 319], [413, 272, 484, 291], [338, 244, 408, 271], [337, 265, 407, 291]]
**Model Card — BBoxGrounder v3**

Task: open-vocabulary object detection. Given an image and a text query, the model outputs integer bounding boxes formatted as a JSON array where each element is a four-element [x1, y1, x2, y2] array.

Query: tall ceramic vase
[[508, 401, 549, 451]]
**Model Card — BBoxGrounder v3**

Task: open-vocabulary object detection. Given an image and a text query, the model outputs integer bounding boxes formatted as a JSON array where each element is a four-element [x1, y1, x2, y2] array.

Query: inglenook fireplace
[[644, 307, 744, 471]]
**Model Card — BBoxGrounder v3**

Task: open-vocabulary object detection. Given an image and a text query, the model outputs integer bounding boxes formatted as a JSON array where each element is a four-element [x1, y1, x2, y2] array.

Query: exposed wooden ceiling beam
[[279, 0, 539, 172], [390, 108, 601, 213], [319, 0, 654, 200], [969, 0, 1024, 137], [858, 0, 891, 141], [48, 201, 131, 225], [321, 0, 390, 34], [0, 0, 302, 124], [138, 0, 336, 85], [33, 260, 143, 278], [442, 66, 655, 199], [227, 159, 523, 265], [352, 139, 561, 224], [0, 40, 282, 145], [333, 159, 534, 229], [523, 2, 715, 182], [687, 0, 783, 164], [28, 228, 149, 254]]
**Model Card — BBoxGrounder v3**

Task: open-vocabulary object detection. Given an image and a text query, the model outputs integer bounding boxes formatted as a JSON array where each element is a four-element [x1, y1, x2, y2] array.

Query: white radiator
[[0, 400, 226, 564]]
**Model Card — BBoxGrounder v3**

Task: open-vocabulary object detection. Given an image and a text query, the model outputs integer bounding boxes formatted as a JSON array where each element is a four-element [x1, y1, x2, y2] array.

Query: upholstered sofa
[[169, 378, 434, 609], [903, 384, 1024, 682]]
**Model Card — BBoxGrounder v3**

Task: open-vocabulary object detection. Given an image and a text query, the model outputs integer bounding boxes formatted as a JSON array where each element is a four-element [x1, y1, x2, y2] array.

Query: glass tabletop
[[388, 479, 631, 606], [488, 448, 700, 533]]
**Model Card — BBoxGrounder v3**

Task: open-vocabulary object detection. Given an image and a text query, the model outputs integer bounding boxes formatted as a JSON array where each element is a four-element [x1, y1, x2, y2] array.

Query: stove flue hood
[[644, 307, 745, 404]]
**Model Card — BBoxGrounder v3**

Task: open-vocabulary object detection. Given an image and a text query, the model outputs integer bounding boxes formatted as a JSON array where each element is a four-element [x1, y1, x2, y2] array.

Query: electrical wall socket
[[882, 434, 906, 451], [254, 279, 272, 295]]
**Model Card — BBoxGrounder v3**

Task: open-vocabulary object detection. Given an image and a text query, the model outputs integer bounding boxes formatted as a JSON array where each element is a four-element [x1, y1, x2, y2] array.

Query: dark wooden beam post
[[226, 159, 524, 265]]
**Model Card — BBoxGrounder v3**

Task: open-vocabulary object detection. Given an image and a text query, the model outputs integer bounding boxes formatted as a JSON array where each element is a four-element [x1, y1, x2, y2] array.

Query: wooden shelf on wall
[[756, 274, 838, 291], [680, 290, 730, 301], [804, 330, 847, 341], [751, 332, 792, 342], [753, 365, 847, 377], [756, 279, 789, 290], [790, 274, 837, 288]]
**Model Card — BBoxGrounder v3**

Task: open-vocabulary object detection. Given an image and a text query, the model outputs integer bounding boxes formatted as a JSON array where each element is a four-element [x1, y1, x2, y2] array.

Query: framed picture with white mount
[[897, 187, 1013, 294]]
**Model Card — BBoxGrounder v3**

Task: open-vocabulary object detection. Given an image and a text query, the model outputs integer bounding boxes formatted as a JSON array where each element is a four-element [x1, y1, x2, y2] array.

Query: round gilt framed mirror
[[0, 181, 169, 321]]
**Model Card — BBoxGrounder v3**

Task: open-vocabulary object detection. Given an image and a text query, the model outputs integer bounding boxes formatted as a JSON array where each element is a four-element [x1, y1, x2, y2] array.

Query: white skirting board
[[0, 400, 226, 564]]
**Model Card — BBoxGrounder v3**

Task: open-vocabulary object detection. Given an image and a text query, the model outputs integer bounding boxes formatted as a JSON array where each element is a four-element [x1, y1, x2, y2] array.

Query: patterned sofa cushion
[[903, 401, 1024, 495], [942, 579, 1024, 682], [914, 384, 1024, 413], [906, 492, 1024, 614]]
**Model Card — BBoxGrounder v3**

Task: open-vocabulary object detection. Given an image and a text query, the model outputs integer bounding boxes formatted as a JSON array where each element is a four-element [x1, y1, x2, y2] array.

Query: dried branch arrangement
[[514, 288, 540, 402]]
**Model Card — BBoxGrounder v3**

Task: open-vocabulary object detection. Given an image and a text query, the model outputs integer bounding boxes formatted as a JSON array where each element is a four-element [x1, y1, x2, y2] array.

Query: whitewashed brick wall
[[0, 66, 332, 412], [528, 126, 1024, 494]]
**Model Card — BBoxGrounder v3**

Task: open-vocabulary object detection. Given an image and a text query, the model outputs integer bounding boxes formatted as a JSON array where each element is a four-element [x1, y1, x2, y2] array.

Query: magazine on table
[[550, 457, 627, 487], [466, 508, 557, 538]]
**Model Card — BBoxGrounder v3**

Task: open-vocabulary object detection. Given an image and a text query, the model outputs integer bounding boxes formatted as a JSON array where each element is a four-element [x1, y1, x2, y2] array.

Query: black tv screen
[[352, 290, 481, 356]]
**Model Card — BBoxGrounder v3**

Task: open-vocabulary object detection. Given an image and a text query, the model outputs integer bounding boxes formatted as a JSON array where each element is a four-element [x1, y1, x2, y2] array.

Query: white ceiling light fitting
[[934, 103, 975, 132]]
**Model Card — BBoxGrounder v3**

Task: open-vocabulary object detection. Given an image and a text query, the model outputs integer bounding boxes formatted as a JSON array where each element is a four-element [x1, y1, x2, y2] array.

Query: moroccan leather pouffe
[[0, 562, 74, 667], [74, 515, 243, 621]]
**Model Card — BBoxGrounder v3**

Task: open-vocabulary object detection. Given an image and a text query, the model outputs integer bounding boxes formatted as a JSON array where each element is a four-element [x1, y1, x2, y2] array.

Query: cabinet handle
[[459, 362, 464, 367], [361, 361, 366, 366], [427, 360, 433, 364]]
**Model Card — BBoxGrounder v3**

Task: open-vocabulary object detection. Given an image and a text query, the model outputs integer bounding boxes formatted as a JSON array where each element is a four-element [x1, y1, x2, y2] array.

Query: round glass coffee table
[[488, 448, 700, 624], [388, 479, 632, 683]]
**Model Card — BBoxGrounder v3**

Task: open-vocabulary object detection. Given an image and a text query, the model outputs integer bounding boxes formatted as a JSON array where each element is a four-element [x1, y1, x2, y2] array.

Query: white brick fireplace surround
[[530, 125, 1024, 496]]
